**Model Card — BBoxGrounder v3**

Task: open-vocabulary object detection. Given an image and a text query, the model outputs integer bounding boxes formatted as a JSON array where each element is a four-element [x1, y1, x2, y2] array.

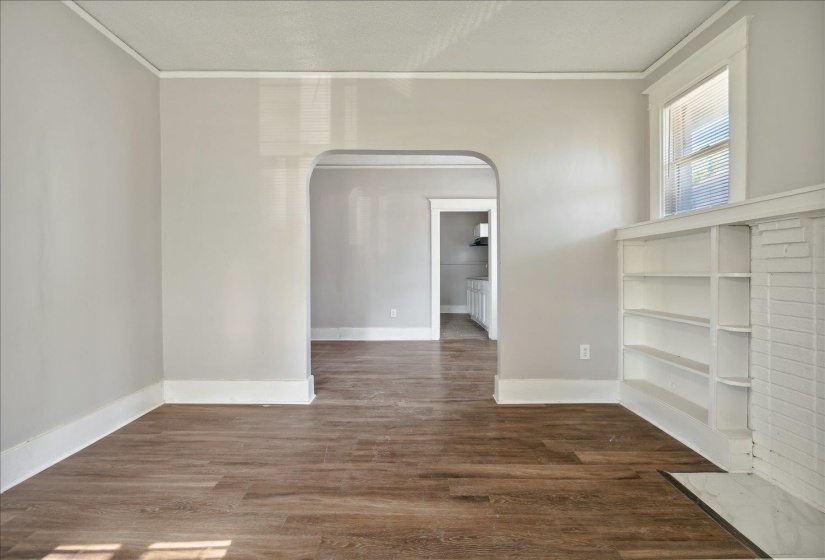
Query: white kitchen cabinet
[[466, 278, 489, 331]]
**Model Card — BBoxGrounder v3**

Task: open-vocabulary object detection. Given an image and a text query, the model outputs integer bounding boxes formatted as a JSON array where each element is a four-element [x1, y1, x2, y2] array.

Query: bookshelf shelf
[[619, 225, 752, 472]]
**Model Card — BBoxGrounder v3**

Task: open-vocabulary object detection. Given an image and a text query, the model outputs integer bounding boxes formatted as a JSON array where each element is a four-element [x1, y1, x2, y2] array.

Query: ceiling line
[[160, 71, 644, 80], [62, 0, 160, 76], [62, 0, 738, 82], [642, 0, 740, 79]]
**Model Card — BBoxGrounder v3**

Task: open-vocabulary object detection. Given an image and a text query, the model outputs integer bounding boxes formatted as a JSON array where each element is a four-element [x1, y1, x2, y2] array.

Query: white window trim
[[645, 16, 750, 219]]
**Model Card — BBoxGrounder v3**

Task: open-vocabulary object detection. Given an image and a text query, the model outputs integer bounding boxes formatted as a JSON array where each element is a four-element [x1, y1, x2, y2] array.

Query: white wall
[[750, 215, 824, 511], [0, 1, 162, 452], [644, 0, 825, 206], [310, 168, 494, 330], [161, 78, 646, 384], [441, 212, 489, 310]]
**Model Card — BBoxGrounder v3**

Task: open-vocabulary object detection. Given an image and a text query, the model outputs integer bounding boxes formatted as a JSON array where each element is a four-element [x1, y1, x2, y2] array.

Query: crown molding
[[642, 0, 741, 79], [61, 0, 160, 77], [63, 0, 741, 82], [159, 71, 643, 80]]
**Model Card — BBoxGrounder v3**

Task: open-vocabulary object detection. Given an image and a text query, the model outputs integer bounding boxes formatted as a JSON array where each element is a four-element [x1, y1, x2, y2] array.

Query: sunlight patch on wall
[[401, 1, 510, 71], [258, 78, 332, 157], [343, 83, 358, 146]]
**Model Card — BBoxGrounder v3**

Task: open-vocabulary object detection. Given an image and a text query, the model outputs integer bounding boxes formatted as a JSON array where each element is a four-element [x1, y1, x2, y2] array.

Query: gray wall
[[0, 1, 162, 452], [644, 0, 825, 206], [310, 168, 495, 329], [161, 78, 646, 382], [441, 212, 489, 309]]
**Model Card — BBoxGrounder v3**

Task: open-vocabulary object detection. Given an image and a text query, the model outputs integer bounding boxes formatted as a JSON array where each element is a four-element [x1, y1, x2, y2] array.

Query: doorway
[[307, 151, 500, 401], [430, 199, 498, 341], [308, 153, 497, 342]]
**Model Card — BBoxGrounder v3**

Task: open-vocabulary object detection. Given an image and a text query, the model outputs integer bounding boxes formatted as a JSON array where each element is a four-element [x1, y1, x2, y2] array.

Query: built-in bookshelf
[[619, 225, 752, 472]]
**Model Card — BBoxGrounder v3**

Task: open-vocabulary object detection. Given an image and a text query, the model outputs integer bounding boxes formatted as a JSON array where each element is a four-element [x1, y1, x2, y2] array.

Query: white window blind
[[662, 69, 730, 216]]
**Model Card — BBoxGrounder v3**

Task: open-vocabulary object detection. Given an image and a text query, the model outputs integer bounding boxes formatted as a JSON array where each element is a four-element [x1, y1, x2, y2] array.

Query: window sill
[[616, 184, 825, 241]]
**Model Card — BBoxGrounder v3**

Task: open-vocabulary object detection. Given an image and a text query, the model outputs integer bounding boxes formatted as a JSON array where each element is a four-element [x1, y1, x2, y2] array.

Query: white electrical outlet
[[390, 308, 397, 318], [579, 344, 590, 360]]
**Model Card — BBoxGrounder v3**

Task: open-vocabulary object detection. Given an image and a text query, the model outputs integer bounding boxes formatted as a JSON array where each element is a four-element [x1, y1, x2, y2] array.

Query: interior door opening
[[307, 150, 500, 399]]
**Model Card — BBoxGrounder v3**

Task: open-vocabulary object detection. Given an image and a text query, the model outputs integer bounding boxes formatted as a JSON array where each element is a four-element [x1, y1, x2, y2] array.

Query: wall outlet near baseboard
[[390, 308, 397, 318], [579, 344, 590, 360]]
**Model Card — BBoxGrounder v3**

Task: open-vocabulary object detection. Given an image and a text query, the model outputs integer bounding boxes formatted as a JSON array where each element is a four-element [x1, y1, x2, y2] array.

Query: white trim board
[[163, 378, 316, 404], [430, 199, 499, 211], [494, 377, 619, 404], [160, 71, 643, 80], [619, 381, 750, 472], [61, 0, 160, 76], [440, 305, 468, 314], [645, 16, 750, 219], [311, 327, 431, 341], [430, 199, 498, 342], [642, 1, 741, 79], [0, 382, 164, 493], [616, 184, 825, 240]]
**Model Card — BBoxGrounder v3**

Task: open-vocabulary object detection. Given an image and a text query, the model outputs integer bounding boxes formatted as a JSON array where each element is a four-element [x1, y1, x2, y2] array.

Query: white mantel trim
[[616, 184, 825, 241]]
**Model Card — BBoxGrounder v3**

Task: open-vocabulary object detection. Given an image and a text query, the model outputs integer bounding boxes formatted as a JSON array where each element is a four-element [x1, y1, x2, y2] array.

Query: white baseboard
[[0, 382, 164, 493], [440, 305, 468, 314], [619, 381, 747, 472], [163, 377, 315, 404], [494, 376, 619, 404], [311, 327, 431, 341]]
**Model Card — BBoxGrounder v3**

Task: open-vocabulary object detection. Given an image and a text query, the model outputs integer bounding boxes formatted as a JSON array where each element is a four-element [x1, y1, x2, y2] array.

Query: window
[[662, 69, 730, 216], [645, 17, 748, 219]]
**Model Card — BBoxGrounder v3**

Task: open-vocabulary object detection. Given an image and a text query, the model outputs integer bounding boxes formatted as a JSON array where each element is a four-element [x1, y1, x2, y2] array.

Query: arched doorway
[[306, 151, 501, 399]]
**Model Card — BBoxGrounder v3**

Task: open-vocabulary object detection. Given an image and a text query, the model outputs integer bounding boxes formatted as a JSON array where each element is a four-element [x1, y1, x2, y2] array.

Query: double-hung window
[[646, 18, 748, 219], [662, 69, 730, 216]]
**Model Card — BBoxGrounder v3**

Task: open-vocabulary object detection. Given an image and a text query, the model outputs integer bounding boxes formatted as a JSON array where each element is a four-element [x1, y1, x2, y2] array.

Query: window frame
[[645, 17, 749, 220]]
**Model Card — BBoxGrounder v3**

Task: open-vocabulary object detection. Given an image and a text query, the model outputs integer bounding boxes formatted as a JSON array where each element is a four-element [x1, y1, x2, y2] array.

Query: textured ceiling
[[73, 0, 727, 73]]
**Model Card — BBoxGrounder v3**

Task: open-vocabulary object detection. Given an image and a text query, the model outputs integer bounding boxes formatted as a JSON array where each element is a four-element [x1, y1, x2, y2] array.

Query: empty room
[[1, 1, 823, 559]]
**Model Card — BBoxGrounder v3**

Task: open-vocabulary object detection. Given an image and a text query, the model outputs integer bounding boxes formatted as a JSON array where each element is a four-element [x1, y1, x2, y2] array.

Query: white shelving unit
[[619, 225, 752, 472]]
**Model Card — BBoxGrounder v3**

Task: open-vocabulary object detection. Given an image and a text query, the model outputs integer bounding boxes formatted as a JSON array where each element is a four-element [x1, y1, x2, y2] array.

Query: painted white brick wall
[[750, 215, 824, 511]]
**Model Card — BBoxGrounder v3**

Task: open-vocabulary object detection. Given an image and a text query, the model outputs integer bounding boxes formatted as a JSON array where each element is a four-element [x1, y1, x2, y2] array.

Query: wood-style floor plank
[[0, 340, 753, 559]]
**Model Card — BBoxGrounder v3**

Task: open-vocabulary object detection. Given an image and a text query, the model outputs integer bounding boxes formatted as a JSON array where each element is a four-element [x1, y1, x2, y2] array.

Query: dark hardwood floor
[[0, 340, 753, 559]]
